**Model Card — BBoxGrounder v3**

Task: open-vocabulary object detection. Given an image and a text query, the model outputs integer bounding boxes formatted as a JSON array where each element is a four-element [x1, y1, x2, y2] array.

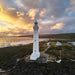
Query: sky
[[0, 0, 75, 36]]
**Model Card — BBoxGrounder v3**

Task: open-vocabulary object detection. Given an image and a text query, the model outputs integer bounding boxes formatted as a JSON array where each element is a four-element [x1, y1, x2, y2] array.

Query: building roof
[[34, 20, 38, 24], [56, 41, 62, 46], [68, 42, 75, 45]]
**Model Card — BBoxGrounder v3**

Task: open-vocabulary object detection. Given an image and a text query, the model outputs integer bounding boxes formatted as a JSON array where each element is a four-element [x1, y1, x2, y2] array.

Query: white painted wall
[[30, 21, 40, 60]]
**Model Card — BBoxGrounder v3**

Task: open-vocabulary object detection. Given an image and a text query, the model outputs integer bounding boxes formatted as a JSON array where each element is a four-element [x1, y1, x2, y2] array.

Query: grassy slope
[[0, 33, 75, 74], [0, 41, 47, 70], [9, 59, 75, 75], [46, 42, 75, 59], [8, 42, 75, 75]]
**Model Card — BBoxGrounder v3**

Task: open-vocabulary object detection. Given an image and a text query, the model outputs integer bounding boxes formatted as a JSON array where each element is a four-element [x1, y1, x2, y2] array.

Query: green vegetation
[[46, 42, 75, 59], [9, 41, 75, 75], [9, 59, 75, 75], [0, 38, 75, 75], [0, 41, 47, 70]]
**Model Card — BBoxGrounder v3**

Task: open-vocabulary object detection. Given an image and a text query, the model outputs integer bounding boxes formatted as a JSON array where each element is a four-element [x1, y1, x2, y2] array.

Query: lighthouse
[[30, 21, 40, 60]]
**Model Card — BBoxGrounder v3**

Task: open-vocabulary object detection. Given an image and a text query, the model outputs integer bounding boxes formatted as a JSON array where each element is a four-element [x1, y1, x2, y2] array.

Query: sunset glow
[[0, 0, 75, 36]]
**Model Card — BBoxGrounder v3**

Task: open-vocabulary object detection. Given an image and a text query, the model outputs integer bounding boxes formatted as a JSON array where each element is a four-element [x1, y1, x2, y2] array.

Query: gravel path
[[40, 46, 50, 61]]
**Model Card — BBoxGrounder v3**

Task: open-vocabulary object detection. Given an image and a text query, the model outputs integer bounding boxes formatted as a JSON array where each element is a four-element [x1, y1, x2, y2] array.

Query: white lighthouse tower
[[30, 21, 40, 60]]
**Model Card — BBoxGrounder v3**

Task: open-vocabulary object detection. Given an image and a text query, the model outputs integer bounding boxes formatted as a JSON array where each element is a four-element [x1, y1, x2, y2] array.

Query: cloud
[[7, 8, 16, 11], [66, 0, 75, 12], [70, 0, 75, 12], [0, 25, 10, 32], [27, 8, 39, 20], [40, 8, 46, 17], [51, 23, 65, 30], [0, 0, 75, 36], [40, 20, 54, 25], [0, 3, 17, 21], [0, 1, 33, 36], [16, 11, 24, 16], [51, 16, 55, 18], [14, 0, 24, 8]]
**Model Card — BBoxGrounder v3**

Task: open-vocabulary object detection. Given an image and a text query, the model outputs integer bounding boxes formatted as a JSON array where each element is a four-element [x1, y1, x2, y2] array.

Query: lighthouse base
[[30, 52, 40, 60]]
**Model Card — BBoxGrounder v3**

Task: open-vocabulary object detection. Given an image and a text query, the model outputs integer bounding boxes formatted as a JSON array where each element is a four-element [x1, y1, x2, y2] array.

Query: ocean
[[0, 37, 48, 48]]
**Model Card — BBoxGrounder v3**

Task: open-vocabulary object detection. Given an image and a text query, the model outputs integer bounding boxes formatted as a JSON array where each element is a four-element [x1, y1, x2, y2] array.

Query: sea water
[[0, 37, 48, 48]]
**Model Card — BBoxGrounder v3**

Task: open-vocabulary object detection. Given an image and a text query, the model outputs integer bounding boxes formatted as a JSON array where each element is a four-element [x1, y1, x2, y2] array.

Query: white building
[[47, 42, 50, 46], [56, 59, 61, 63], [56, 41, 62, 46], [68, 42, 75, 45], [30, 21, 40, 60]]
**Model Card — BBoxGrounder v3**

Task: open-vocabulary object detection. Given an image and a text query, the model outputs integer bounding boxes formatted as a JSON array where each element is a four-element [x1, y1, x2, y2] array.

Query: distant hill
[[19, 35, 33, 37], [18, 33, 75, 40], [39, 33, 75, 40]]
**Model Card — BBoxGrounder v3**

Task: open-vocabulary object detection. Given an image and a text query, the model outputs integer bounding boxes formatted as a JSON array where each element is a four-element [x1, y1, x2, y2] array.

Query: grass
[[9, 59, 75, 75], [46, 42, 75, 59], [0, 36, 75, 75], [0, 41, 47, 70]]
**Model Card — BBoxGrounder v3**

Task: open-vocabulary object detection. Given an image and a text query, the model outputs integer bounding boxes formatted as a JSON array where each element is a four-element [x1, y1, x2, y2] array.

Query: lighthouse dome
[[34, 20, 38, 24]]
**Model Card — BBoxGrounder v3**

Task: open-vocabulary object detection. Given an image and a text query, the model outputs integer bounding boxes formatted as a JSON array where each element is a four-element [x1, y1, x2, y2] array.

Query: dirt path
[[40, 46, 50, 61]]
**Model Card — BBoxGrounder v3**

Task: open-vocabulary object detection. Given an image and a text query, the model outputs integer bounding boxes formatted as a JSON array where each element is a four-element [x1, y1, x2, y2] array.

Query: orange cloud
[[24, 24, 33, 31], [51, 23, 65, 30], [41, 20, 54, 24], [0, 3, 33, 36], [40, 8, 46, 17], [0, 25, 10, 32], [27, 9, 39, 20], [0, 4, 17, 22], [16, 11, 24, 16], [7, 8, 16, 11]]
